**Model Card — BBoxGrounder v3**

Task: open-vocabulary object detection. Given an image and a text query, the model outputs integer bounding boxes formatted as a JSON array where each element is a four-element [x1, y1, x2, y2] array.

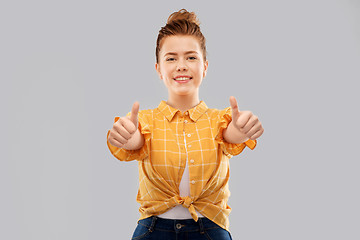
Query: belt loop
[[198, 217, 205, 234], [149, 216, 157, 232]]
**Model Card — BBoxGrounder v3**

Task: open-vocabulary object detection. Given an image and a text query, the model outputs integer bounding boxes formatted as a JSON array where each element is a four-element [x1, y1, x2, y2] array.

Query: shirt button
[[191, 180, 195, 184], [190, 159, 194, 164], [187, 134, 191, 137], [188, 145, 191, 148], [185, 112, 189, 115], [184, 120, 188, 123]]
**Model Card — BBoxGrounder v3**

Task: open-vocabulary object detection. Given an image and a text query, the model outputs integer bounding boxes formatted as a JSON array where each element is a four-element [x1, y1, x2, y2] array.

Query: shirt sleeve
[[215, 107, 257, 158], [106, 110, 151, 162]]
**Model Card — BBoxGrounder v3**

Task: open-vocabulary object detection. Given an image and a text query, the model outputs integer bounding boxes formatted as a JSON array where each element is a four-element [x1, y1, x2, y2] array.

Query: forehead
[[160, 35, 201, 56]]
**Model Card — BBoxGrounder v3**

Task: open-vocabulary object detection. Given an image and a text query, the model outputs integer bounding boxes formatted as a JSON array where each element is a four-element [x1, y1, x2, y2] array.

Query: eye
[[166, 58, 175, 61], [189, 56, 197, 60]]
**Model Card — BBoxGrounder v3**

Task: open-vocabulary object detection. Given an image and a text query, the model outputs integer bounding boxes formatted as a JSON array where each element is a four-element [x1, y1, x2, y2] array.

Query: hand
[[108, 102, 140, 148], [229, 96, 264, 140]]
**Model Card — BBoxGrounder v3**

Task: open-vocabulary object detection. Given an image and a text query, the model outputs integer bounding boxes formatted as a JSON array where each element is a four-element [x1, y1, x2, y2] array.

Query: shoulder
[[138, 108, 153, 116], [204, 106, 232, 119], [138, 108, 155, 121]]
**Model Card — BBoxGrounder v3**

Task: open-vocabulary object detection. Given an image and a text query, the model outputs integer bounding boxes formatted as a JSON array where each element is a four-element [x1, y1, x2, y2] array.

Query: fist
[[108, 102, 140, 148], [229, 96, 264, 140]]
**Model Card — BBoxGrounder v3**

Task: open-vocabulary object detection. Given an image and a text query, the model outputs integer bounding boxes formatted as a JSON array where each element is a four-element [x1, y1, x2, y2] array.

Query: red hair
[[156, 9, 207, 63]]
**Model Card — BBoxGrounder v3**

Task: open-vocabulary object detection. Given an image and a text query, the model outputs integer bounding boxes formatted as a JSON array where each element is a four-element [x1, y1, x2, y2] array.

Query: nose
[[176, 58, 188, 71]]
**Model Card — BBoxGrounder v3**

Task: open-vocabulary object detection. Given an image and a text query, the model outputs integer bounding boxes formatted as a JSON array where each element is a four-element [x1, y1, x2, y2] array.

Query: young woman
[[107, 8, 264, 240]]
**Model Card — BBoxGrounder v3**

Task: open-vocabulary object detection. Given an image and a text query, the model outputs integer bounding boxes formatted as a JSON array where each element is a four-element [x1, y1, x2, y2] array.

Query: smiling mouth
[[174, 79, 191, 83], [174, 77, 192, 83]]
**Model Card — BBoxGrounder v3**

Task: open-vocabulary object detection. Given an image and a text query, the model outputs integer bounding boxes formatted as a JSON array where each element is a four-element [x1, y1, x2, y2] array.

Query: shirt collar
[[158, 100, 208, 122]]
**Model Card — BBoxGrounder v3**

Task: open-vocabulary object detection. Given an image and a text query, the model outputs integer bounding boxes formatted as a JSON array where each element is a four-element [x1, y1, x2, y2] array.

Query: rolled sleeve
[[215, 107, 257, 158], [106, 110, 151, 162]]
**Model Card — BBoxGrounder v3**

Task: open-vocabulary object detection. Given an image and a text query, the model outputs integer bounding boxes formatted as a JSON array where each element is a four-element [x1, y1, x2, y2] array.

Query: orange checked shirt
[[106, 100, 257, 231]]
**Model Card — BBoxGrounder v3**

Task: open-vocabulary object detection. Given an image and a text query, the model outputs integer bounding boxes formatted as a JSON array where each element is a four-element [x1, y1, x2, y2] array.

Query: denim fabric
[[131, 216, 233, 240]]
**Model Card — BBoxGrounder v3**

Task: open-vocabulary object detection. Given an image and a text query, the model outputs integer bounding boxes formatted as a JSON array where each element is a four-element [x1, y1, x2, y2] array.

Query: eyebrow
[[164, 51, 199, 57]]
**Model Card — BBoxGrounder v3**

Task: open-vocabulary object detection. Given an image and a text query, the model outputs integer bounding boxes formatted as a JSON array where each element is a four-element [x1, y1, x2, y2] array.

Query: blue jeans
[[131, 216, 233, 240]]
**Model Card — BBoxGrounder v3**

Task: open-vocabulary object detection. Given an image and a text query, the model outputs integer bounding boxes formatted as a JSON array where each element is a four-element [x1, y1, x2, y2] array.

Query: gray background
[[1, 0, 359, 239]]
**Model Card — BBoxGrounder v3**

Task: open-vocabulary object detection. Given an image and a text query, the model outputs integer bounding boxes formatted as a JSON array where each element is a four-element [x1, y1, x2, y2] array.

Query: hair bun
[[167, 8, 200, 26]]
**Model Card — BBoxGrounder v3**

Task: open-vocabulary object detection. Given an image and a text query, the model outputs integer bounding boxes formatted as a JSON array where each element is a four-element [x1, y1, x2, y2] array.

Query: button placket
[[183, 117, 192, 149]]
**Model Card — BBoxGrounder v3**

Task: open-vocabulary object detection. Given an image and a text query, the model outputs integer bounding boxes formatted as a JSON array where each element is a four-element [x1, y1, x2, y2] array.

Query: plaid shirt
[[106, 100, 257, 231]]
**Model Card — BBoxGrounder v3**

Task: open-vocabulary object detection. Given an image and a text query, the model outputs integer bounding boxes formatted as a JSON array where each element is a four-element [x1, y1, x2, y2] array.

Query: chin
[[173, 90, 196, 96]]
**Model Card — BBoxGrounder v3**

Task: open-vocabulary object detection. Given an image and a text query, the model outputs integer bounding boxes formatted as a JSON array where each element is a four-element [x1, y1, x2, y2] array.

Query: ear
[[203, 60, 209, 78], [155, 63, 163, 80]]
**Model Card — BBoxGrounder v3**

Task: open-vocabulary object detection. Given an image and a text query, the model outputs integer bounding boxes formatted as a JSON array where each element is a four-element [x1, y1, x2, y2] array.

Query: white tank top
[[157, 131, 204, 219]]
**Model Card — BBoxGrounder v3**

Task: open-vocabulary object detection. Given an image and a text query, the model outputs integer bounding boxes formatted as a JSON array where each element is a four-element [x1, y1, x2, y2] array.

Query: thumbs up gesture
[[228, 96, 264, 141], [108, 102, 144, 149]]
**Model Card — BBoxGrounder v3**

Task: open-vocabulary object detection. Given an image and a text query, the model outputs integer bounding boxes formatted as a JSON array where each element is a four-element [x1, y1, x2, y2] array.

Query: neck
[[166, 93, 200, 113]]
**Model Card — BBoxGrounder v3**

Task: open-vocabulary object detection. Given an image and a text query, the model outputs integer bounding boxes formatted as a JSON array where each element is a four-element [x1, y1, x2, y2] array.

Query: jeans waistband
[[138, 216, 221, 233]]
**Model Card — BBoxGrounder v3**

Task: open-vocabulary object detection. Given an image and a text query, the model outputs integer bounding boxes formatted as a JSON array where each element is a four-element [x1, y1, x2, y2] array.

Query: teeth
[[175, 77, 191, 81]]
